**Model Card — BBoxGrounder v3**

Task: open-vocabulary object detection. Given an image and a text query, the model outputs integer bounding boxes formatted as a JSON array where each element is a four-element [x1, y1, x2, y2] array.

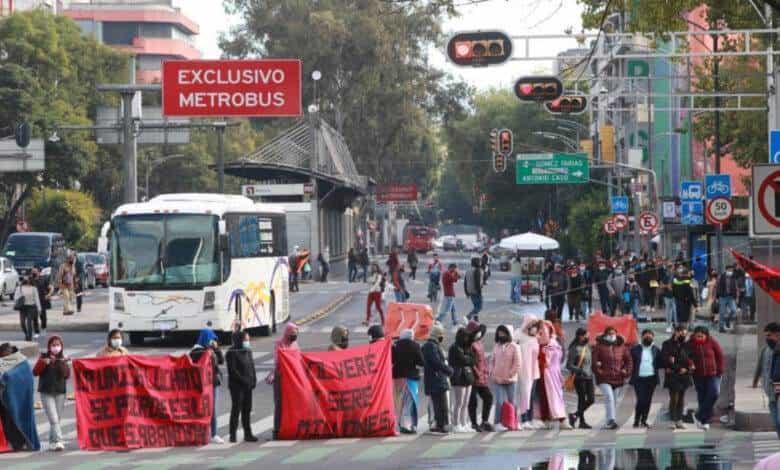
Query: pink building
[[63, 0, 200, 84]]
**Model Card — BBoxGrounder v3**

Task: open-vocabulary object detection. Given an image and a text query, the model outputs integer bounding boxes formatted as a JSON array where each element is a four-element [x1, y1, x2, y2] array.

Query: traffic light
[[544, 95, 588, 114], [489, 129, 499, 153], [514, 76, 563, 102], [498, 129, 513, 155], [447, 31, 512, 67], [14, 122, 30, 148], [493, 153, 506, 173]]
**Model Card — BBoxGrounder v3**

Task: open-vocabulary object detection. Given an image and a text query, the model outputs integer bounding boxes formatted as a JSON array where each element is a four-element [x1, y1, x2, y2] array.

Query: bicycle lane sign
[[705, 174, 731, 199]]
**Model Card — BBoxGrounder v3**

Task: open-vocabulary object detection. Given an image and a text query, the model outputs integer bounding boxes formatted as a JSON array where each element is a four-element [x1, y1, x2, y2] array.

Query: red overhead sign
[[376, 184, 418, 203], [162, 60, 302, 117]]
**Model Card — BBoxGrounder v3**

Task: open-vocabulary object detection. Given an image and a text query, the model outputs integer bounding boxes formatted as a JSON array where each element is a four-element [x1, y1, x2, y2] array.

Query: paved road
[[0, 253, 766, 469]]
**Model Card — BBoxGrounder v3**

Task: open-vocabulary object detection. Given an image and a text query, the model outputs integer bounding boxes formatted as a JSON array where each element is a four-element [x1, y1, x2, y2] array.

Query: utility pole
[[713, 32, 724, 274], [215, 121, 227, 193]]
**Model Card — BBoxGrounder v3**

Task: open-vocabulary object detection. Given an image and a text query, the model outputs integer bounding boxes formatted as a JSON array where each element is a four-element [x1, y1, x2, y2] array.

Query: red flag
[[732, 250, 780, 303]]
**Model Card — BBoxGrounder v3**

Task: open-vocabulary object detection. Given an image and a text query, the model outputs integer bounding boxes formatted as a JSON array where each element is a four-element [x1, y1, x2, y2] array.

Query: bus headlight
[[203, 291, 215, 311], [114, 292, 124, 311]]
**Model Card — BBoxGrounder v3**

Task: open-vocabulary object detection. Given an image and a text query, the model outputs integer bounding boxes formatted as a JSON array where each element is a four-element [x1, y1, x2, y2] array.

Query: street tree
[[26, 188, 102, 251]]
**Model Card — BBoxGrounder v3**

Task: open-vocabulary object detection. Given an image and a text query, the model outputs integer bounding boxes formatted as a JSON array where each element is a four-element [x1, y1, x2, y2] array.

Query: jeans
[[669, 389, 686, 422], [19, 306, 35, 341], [718, 296, 737, 330], [436, 296, 457, 325], [693, 376, 720, 424], [348, 264, 357, 282], [631, 298, 641, 320], [211, 386, 219, 437], [598, 290, 610, 314], [451, 385, 471, 428], [289, 272, 299, 292], [550, 294, 565, 318], [632, 377, 656, 424], [510, 277, 521, 303], [492, 382, 516, 425], [581, 300, 590, 317], [769, 400, 780, 439], [664, 297, 677, 324], [366, 292, 384, 323], [574, 377, 594, 420], [41, 393, 65, 444], [394, 290, 406, 303], [468, 385, 493, 427], [598, 383, 624, 423], [468, 294, 482, 320], [361, 266, 368, 282]]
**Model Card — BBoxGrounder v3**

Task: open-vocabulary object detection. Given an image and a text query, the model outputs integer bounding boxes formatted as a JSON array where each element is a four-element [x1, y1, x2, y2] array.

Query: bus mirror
[[218, 220, 227, 235]]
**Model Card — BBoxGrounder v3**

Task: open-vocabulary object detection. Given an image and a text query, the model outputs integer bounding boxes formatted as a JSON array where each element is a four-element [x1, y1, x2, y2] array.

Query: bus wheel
[[128, 332, 145, 346]]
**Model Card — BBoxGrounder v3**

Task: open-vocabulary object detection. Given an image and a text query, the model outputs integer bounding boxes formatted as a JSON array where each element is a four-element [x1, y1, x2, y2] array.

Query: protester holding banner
[[566, 328, 594, 429], [97, 329, 128, 357], [686, 326, 724, 430], [490, 325, 521, 431], [448, 328, 475, 433], [661, 325, 694, 429], [368, 325, 385, 343], [392, 328, 424, 434], [189, 328, 225, 444], [592, 326, 632, 430], [422, 324, 453, 434], [629, 330, 661, 428], [269, 322, 298, 439], [32, 336, 69, 451], [466, 320, 493, 432], [329, 326, 350, 351], [226, 331, 258, 442], [0, 343, 40, 452], [515, 316, 541, 429]]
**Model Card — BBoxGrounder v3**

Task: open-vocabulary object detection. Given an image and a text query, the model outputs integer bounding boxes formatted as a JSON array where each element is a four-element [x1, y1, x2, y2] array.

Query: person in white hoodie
[[515, 315, 541, 430]]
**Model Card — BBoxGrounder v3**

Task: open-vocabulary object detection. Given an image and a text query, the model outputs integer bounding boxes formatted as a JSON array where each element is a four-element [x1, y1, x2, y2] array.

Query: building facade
[[62, 0, 200, 83]]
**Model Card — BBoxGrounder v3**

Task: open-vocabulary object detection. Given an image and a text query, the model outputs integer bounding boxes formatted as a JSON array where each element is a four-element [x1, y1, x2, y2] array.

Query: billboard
[[375, 184, 418, 203]]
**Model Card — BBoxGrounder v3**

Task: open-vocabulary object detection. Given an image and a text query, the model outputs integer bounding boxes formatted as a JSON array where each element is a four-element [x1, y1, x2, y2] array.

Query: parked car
[[0, 257, 17, 300], [83, 252, 109, 288]]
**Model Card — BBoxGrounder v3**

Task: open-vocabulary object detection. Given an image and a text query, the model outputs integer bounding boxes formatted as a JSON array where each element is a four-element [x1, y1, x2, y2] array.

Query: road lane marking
[[208, 450, 271, 468], [420, 442, 466, 459], [282, 447, 339, 464], [352, 443, 405, 461]]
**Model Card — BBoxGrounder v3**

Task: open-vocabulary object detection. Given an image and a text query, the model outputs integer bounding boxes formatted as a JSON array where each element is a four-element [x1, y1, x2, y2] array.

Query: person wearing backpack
[[753, 322, 780, 438]]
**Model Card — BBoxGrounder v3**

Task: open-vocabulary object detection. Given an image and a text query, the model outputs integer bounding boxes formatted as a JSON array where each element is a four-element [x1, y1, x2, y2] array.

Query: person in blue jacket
[[422, 324, 453, 434], [629, 329, 662, 428]]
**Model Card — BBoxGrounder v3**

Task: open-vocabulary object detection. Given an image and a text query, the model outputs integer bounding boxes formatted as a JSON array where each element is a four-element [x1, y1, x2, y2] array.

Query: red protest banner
[[384, 302, 434, 341], [277, 338, 396, 440], [0, 421, 9, 453], [73, 353, 213, 451], [162, 59, 303, 117]]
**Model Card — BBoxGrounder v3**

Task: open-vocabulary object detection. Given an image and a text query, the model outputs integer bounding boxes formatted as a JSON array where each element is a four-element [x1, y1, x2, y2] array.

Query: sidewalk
[[733, 332, 775, 431]]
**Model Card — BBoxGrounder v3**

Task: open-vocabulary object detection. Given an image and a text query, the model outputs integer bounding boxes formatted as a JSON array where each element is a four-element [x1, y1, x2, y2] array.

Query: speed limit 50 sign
[[706, 197, 733, 225]]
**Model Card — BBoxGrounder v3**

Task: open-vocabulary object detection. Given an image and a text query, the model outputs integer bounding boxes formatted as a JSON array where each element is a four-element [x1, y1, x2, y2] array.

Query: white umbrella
[[499, 232, 559, 251]]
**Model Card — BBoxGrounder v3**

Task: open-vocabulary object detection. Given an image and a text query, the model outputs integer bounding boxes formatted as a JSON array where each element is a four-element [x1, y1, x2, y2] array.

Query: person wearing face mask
[[715, 265, 739, 333], [97, 329, 128, 357], [672, 267, 698, 328], [329, 325, 350, 351], [661, 325, 693, 429], [422, 324, 453, 434], [448, 328, 475, 433], [566, 266, 584, 322], [606, 265, 627, 317], [392, 328, 424, 434], [269, 323, 299, 439], [537, 321, 566, 431], [32, 335, 70, 451], [629, 330, 661, 428], [593, 261, 612, 314], [686, 326, 724, 430], [466, 320, 493, 432], [516, 317, 541, 429], [753, 322, 780, 438], [489, 325, 521, 431], [226, 330, 258, 442], [545, 264, 568, 319], [579, 263, 593, 317], [566, 328, 593, 429], [189, 328, 225, 444], [592, 326, 632, 430]]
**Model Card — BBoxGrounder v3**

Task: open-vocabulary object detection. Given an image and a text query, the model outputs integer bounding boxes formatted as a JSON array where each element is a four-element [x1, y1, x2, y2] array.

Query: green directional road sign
[[515, 152, 590, 185]]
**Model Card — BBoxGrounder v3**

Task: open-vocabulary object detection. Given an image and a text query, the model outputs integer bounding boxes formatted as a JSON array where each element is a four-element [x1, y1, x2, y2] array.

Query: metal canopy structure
[[225, 118, 367, 194]]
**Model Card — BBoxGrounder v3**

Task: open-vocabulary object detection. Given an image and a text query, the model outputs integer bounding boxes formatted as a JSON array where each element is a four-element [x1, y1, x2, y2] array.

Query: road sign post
[[516, 153, 589, 184]]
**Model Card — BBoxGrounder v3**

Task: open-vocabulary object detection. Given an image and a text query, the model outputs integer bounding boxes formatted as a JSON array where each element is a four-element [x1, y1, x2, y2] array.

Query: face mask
[[438, 336, 444, 344], [579, 265, 586, 271], [497, 335, 508, 343], [767, 338, 777, 349], [242, 341, 251, 349], [726, 271, 734, 276], [676, 334, 686, 342], [642, 337, 653, 346], [599, 266, 606, 271], [579, 337, 589, 344], [640, 263, 646, 269], [288, 335, 298, 342], [110, 338, 122, 349], [340, 340, 349, 349], [50, 345, 62, 355], [528, 327, 538, 336], [615, 269, 622, 274], [605, 334, 617, 343]]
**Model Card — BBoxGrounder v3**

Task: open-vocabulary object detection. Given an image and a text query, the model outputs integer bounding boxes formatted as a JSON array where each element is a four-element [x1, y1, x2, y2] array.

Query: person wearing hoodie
[[392, 328, 424, 434], [367, 324, 385, 344], [686, 326, 724, 430], [268, 322, 299, 439], [448, 327, 475, 433], [537, 320, 566, 431], [97, 329, 129, 357], [629, 329, 661, 428], [466, 320, 493, 432], [32, 335, 69, 451], [329, 325, 350, 351], [673, 267, 698, 327], [515, 316, 541, 429], [189, 328, 225, 444], [490, 324, 521, 430], [566, 327, 593, 429], [592, 326, 632, 430], [661, 324, 694, 429], [0, 343, 40, 451], [422, 324, 453, 434], [606, 266, 627, 316], [226, 330, 258, 442]]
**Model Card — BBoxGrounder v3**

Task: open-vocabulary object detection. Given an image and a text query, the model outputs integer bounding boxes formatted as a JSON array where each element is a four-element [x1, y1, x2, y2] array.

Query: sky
[[175, 0, 587, 90]]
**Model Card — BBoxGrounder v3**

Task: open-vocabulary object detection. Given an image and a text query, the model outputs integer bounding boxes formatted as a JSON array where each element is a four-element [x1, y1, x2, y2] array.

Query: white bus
[[107, 194, 290, 345]]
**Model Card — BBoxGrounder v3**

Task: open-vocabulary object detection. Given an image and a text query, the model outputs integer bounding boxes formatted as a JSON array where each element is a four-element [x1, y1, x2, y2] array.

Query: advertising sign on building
[[376, 184, 418, 203], [162, 60, 302, 117]]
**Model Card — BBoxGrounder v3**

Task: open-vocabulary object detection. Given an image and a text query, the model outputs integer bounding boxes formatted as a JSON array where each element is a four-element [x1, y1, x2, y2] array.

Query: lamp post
[[145, 154, 188, 200]]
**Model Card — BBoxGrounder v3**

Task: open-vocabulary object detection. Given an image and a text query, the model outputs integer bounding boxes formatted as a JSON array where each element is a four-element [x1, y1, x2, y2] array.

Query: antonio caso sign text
[[162, 60, 302, 117]]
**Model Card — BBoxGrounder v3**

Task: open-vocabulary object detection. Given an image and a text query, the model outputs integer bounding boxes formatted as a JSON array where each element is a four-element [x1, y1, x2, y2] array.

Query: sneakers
[[578, 421, 592, 430], [666, 326, 673, 333], [494, 423, 508, 432], [427, 427, 448, 435], [399, 427, 415, 434], [52, 442, 65, 451], [675, 421, 686, 430], [568, 413, 578, 428], [480, 422, 495, 432], [244, 434, 259, 442], [604, 420, 619, 430], [210, 435, 225, 444], [33, 333, 39, 340]]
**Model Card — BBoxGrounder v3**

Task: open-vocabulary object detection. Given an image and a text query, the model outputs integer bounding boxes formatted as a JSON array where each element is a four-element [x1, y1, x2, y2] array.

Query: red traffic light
[[545, 95, 588, 114], [514, 76, 563, 102], [493, 153, 506, 173], [447, 31, 512, 67], [498, 129, 513, 154]]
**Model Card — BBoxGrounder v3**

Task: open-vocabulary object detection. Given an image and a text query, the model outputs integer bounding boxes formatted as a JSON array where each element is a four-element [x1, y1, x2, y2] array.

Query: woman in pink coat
[[515, 315, 541, 429], [537, 320, 566, 431], [489, 324, 521, 430]]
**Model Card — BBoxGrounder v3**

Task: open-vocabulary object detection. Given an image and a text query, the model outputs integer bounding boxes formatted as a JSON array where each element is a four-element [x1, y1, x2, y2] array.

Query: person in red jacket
[[436, 264, 461, 326], [591, 326, 633, 430], [686, 325, 725, 430]]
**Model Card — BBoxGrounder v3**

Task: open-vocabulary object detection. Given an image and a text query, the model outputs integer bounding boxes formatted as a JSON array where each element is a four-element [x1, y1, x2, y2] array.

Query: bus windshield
[[110, 214, 220, 289], [4, 234, 51, 261]]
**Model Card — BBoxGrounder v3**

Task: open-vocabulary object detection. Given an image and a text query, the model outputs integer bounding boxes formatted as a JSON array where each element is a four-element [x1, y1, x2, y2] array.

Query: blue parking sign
[[705, 174, 731, 199], [771, 129, 780, 163], [611, 196, 629, 214], [680, 181, 703, 201]]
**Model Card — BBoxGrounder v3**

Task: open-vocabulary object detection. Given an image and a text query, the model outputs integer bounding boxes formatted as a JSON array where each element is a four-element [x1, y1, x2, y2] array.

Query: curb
[[295, 292, 355, 327]]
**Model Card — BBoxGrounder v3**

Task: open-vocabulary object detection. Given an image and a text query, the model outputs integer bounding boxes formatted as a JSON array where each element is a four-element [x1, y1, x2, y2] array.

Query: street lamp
[[145, 154, 188, 200]]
